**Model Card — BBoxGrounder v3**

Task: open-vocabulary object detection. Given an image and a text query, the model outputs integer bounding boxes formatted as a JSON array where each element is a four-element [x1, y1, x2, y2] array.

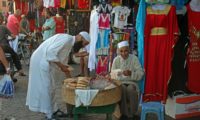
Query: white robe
[[26, 34, 75, 114], [88, 9, 99, 71]]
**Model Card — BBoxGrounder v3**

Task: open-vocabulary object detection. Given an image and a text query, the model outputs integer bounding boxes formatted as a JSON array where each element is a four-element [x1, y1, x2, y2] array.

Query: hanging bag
[[0, 74, 14, 98]]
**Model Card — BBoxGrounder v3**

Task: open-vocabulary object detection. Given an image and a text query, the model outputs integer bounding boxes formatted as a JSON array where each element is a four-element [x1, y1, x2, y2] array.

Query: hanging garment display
[[123, 29, 135, 50], [97, 4, 113, 13], [143, 4, 179, 102], [54, 16, 65, 33], [112, 6, 131, 29], [168, 8, 190, 97], [43, 0, 55, 8], [98, 13, 111, 29], [96, 56, 109, 74], [96, 29, 111, 50], [88, 9, 99, 71], [78, 0, 90, 9], [54, 0, 61, 8], [60, 0, 66, 8], [145, 0, 169, 4], [187, 3, 200, 93]]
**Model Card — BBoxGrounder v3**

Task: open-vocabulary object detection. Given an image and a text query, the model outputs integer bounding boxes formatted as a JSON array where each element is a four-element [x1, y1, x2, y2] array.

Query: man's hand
[[123, 70, 132, 76], [60, 65, 72, 78], [54, 62, 72, 77], [6, 67, 11, 75]]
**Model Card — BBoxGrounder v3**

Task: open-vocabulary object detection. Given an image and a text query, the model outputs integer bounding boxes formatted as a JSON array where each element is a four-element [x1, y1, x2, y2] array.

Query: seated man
[[110, 41, 144, 119]]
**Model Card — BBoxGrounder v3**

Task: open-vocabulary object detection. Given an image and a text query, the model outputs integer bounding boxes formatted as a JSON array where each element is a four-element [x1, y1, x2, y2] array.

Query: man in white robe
[[26, 32, 90, 119], [111, 41, 144, 119]]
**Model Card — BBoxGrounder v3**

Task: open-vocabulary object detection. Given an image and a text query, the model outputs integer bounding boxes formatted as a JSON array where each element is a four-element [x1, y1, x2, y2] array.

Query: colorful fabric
[[78, 0, 90, 9], [96, 29, 111, 49], [98, 13, 110, 29], [60, 0, 66, 8], [123, 29, 135, 50], [43, 0, 55, 8], [54, 16, 65, 33], [143, 5, 179, 102], [187, 4, 200, 93], [145, 0, 169, 4], [112, 6, 131, 29], [96, 56, 109, 74], [136, 0, 146, 93], [54, 0, 60, 8]]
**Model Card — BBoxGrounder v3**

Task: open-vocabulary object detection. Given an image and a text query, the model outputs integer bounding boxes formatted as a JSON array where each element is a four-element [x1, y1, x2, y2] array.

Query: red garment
[[54, 0, 60, 8], [98, 13, 110, 29], [187, 5, 200, 93], [7, 15, 20, 35], [29, 19, 35, 32], [96, 56, 109, 74], [14, 0, 28, 14], [143, 5, 179, 102], [78, 0, 90, 9], [54, 17, 65, 33]]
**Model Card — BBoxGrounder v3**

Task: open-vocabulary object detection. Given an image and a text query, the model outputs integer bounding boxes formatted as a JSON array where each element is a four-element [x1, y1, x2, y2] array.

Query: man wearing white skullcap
[[72, 31, 91, 77], [26, 31, 90, 119], [111, 40, 144, 119]]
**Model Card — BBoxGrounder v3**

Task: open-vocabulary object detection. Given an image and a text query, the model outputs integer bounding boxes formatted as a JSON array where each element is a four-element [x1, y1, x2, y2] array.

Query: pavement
[[0, 63, 199, 120]]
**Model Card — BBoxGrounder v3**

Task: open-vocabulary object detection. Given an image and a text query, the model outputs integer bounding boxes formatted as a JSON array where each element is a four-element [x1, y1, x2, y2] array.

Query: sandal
[[18, 72, 26, 76], [52, 109, 69, 118]]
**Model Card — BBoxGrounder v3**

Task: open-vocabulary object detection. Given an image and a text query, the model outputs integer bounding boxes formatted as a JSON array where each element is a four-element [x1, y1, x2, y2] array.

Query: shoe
[[52, 109, 69, 118], [18, 72, 26, 76]]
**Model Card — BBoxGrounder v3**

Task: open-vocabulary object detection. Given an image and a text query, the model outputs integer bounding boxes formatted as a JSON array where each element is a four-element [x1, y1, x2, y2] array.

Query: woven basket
[[62, 80, 122, 106]]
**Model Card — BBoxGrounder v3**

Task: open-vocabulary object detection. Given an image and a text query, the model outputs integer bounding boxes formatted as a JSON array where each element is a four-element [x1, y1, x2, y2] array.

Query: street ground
[[0, 63, 199, 120]]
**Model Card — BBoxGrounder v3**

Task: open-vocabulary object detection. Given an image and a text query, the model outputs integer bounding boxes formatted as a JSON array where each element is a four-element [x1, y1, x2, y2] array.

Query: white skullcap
[[118, 41, 129, 48], [79, 31, 90, 42]]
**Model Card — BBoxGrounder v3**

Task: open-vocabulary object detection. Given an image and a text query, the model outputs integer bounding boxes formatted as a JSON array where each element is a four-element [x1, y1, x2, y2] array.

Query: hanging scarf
[[136, 0, 146, 93]]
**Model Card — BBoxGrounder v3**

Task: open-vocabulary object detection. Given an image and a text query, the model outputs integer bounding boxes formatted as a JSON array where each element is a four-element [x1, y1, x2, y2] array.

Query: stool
[[140, 102, 165, 120]]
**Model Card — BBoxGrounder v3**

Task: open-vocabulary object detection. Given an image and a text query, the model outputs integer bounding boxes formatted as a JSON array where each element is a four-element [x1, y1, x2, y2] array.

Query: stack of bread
[[76, 77, 90, 89], [64, 78, 77, 89], [64, 77, 90, 89]]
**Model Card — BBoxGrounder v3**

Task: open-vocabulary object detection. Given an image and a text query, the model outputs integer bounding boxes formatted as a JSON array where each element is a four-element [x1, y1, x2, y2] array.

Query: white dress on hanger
[[88, 9, 99, 71]]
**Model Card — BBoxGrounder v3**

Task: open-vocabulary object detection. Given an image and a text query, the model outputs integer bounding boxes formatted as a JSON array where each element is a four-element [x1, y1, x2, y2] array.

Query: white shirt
[[112, 6, 131, 29]]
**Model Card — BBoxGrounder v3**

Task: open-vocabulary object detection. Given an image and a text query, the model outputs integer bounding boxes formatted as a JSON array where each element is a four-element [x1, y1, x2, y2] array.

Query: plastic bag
[[0, 74, 14, 98]]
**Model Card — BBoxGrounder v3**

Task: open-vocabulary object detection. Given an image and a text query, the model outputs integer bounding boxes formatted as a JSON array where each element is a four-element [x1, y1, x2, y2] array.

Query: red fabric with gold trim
[[143, 5, 179, 102], [187, 5, 200, 93]]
